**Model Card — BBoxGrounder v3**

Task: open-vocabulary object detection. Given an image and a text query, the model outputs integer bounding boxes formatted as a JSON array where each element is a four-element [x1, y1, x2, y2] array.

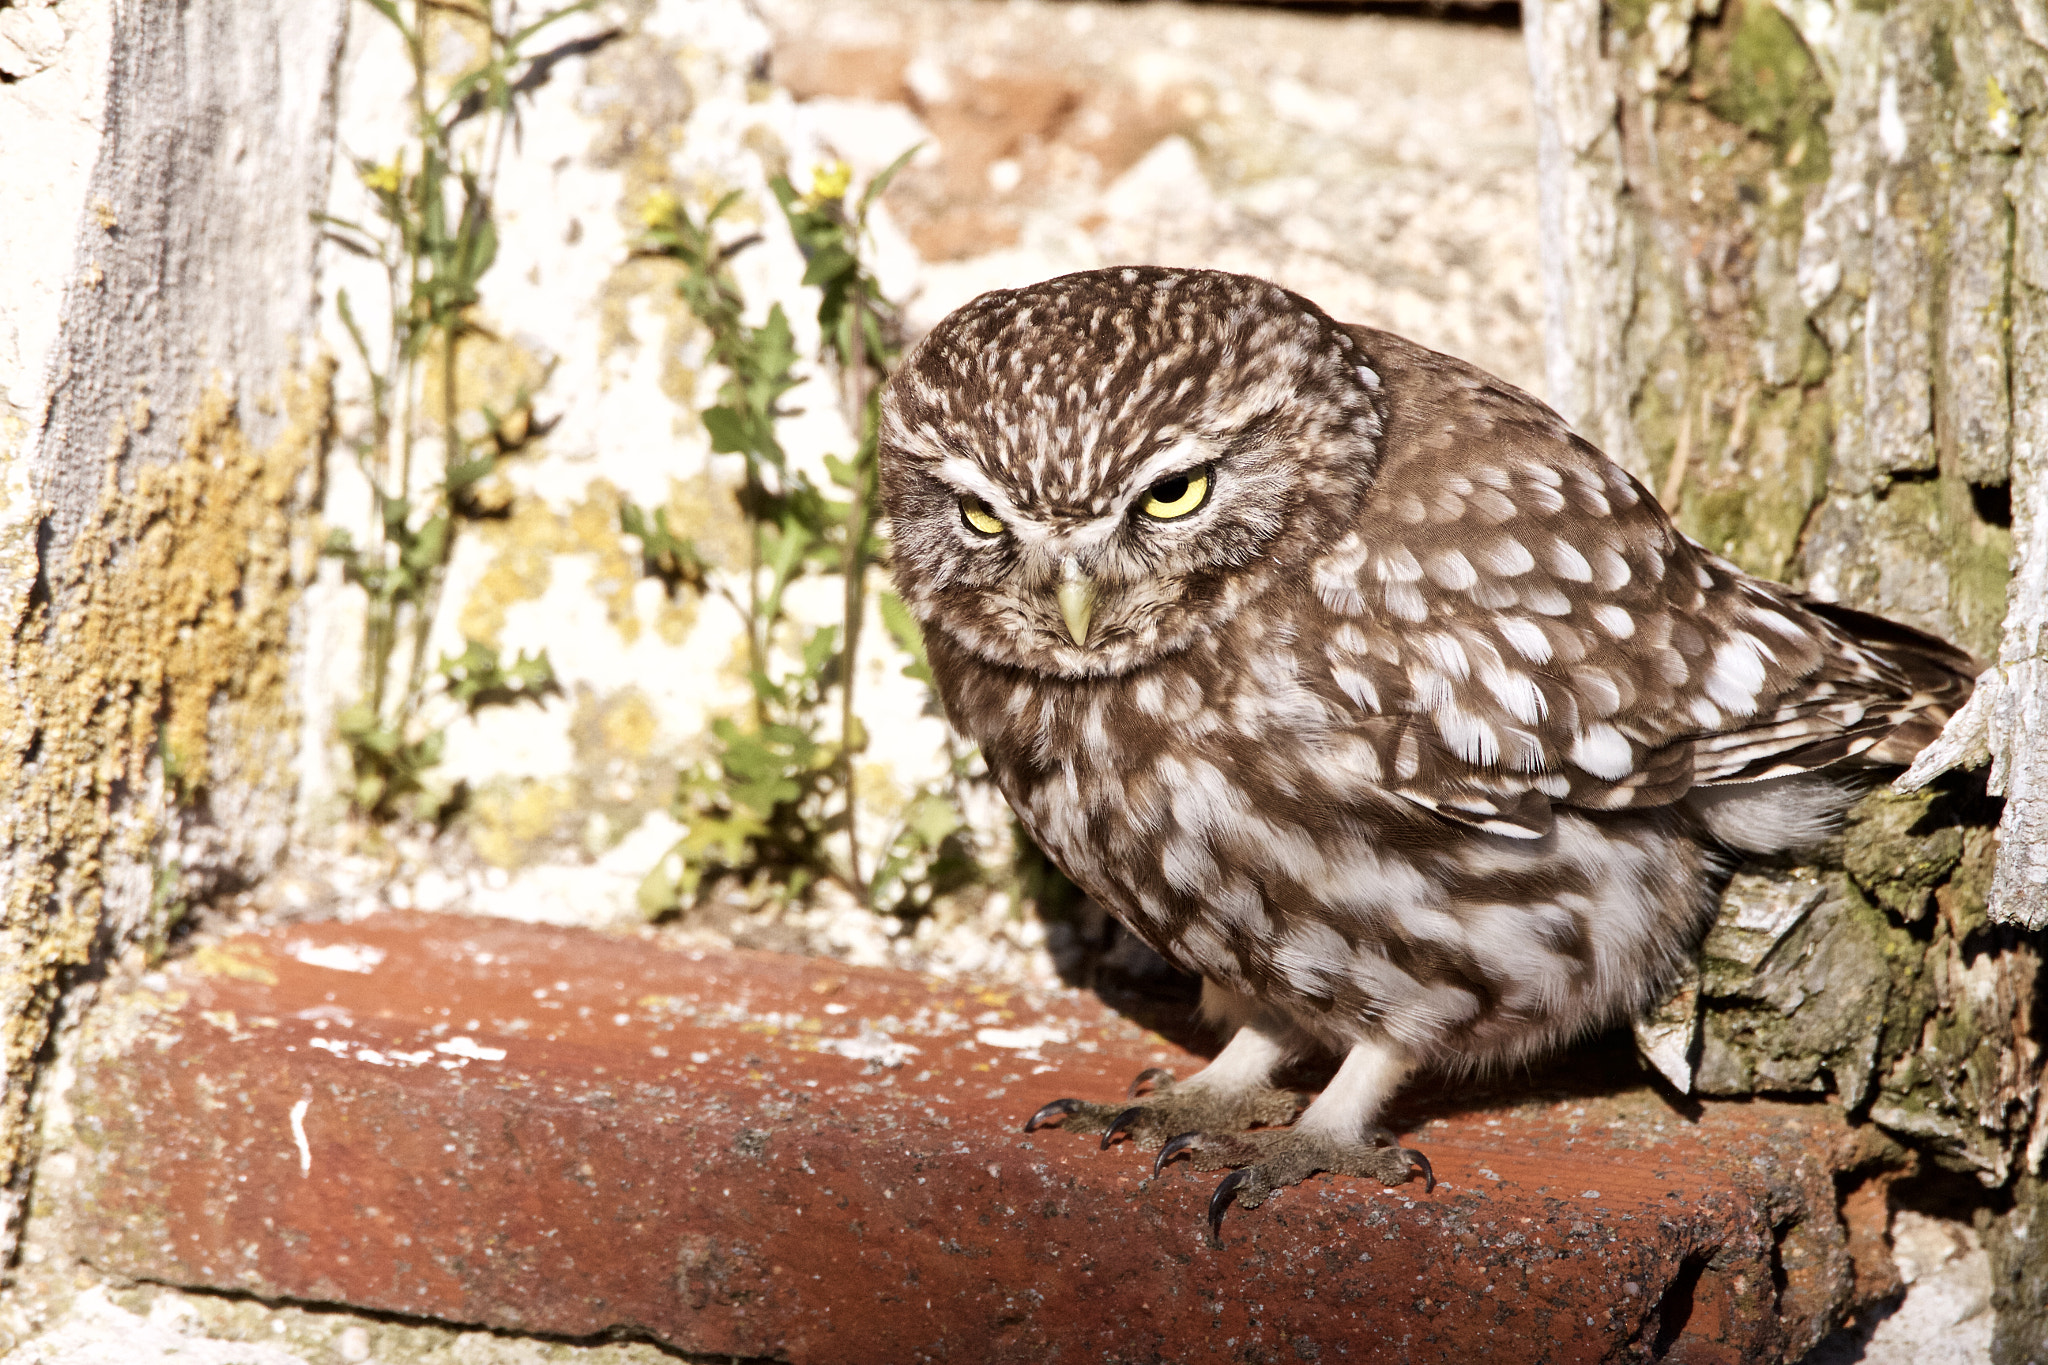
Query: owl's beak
[[1056, 556, 1098, 647]]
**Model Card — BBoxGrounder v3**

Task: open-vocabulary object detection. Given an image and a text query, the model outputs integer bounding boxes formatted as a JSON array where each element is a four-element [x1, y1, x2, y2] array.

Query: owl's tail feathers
[[1798, 597, 1982, 766]]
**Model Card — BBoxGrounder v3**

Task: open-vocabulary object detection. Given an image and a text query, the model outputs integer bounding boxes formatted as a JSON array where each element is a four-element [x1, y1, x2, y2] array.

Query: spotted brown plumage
[[878, 266, 1977, 1231]]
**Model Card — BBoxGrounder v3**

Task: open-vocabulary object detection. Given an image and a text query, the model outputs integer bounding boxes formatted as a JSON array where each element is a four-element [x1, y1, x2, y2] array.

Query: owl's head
[[879, 268, 1386, 680]]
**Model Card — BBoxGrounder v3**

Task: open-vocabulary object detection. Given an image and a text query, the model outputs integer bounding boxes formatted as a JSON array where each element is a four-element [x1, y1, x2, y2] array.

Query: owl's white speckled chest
[[931, 624, 1712, 1065]]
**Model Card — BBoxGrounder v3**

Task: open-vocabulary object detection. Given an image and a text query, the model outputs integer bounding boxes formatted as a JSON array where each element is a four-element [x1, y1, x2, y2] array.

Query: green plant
[[316, 0, 593, 818], [627, 154, 974, 916]]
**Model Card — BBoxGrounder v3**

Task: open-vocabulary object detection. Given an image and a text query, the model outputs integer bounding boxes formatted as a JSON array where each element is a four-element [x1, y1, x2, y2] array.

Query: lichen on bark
[[0, 0, 348, 1255], [0, 365, 331, 1195]]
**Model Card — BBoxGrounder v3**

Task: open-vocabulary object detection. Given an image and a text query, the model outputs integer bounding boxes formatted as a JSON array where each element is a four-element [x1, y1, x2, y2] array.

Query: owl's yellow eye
[[1139, 468, 1211, 520], [961, 498, 1005, 536]]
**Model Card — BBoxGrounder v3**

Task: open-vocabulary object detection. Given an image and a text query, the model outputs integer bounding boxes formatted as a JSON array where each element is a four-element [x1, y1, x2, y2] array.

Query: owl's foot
[[1154, 1125, 1434, 1237], [1021, 1068, 1302, 1150]]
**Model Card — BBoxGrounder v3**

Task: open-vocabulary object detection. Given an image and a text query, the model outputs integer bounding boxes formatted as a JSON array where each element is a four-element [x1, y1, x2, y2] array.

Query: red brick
[[73, 912, 1860, 1363]]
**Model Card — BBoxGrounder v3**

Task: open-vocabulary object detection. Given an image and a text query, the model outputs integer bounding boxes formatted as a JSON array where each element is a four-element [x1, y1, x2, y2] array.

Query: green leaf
[[361, 0, 410, 41], [705, 187, 748, 229], [438, 639, 558, 710], [462, 209, 499, 288], [620, 502, 711, 593], [447, 452, 497, 491], [335, 288, 378, 377], [336, 701, 381, 740], [823, 452, 861, 490], [403, 515, 449, 573], [756, 305, 798, 385], [859, 142, 924, 220], [801, 624, 841, 678], [701, 406, 754, 454], [800, 243, 857, 290], [509, 0, 601, 50]]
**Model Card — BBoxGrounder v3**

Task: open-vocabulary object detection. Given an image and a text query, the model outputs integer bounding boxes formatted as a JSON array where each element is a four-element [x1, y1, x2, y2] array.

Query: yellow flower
[[639, 189, 683, 230], [808, 161, 852, 205], [360, 159, 403, 196]]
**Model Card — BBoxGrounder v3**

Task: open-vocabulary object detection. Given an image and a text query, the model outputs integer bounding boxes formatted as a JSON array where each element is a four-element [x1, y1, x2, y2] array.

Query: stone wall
[[286, 0, 1546, 978]]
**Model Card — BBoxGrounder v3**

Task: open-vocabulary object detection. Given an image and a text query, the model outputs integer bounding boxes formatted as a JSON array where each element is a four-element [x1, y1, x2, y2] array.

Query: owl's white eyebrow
[[936, 456, 1018, 512], [934, 455, 1128, 551], [935, 456, 1054, 544]]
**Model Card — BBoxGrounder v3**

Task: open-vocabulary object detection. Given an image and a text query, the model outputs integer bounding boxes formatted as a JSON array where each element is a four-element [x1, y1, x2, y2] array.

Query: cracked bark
[[1525, 0, 2047, 1355], [0, 0, 348, 1263]]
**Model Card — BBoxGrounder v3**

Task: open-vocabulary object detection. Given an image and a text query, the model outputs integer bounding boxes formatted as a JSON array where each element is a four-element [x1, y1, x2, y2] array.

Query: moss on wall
[[0, 362, 331, 1179]]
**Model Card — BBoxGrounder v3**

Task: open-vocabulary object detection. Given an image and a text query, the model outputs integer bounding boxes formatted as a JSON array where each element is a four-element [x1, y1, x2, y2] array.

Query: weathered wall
[[0, 0, 347, 1251], [1525, 0, 2046, 1352], [290, 0, 1545, 980]]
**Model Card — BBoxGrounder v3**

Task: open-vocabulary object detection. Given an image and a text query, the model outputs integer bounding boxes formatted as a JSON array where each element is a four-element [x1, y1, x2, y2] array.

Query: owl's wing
[[1306, 328, 1977, 839]]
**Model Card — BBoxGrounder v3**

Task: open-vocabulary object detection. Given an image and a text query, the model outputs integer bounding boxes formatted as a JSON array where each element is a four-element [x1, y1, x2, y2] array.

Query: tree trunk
[[0, 0, 347, 1258], [1525, 0, 2047, 1353]]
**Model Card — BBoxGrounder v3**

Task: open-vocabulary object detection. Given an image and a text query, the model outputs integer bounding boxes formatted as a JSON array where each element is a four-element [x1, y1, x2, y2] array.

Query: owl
[[876, 267, 1976, 1234]]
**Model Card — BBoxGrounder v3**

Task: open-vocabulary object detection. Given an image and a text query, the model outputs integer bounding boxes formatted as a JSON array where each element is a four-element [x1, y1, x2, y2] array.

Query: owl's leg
[[1020, 982, 1303, 1148], [1154, 1036, 1433, 1237]]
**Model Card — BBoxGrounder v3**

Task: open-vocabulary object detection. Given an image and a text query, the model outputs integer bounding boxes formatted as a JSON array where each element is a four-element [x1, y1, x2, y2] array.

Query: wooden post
[[1526, 0, 2047, 1352]]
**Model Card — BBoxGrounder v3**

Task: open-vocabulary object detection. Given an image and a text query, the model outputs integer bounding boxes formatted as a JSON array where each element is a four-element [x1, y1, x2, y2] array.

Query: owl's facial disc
[[933, 454, 1221, 650]]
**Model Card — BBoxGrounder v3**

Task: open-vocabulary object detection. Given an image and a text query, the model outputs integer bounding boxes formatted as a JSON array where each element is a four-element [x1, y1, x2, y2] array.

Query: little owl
[[876, 267, 1975, 1234]]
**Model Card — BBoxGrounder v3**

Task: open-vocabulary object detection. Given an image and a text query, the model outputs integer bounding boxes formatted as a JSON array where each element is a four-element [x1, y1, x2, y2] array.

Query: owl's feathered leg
[[1155, 1036, 1433, 1237], [1021, 984, 1304, 1147]]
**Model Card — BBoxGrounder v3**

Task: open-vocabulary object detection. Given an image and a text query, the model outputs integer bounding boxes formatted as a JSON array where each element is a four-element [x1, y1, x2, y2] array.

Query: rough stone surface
[[1528, 0, 2048, 930], [67, 912, 1891, 1364], [1808, 1209, 1998, 1365]]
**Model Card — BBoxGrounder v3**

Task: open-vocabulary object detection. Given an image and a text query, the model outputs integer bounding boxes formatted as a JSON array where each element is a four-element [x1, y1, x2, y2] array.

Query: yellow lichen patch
[[856, 760, 906, 815], [595, 253, 691, 391], [467, 777, 579, 868], [596, 689, 660, 762], [0, 360, 330, 1176], [459, 479, 697, 648], [567, 480, 645, 642], [664, 471, 748, 573], [457, 497, 558, 646], [427, 327, 552, 437]]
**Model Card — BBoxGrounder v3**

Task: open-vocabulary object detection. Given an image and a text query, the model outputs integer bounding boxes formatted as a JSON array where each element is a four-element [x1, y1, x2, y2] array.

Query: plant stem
[[744, 458, 768, 731], [838, 285, 872, 901]]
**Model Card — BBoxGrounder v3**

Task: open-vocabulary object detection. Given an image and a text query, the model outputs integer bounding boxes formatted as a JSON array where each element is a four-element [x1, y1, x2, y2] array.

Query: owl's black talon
[[1154, 1131, 1202, 1177], [1127, 1066, 1174, 1098], [1024, 1098, 1082, 1133], [1207, 1169, 1251, 1239], [1404, 1147, 1435, 1193], [1100, 1105, 1146, 1149]]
